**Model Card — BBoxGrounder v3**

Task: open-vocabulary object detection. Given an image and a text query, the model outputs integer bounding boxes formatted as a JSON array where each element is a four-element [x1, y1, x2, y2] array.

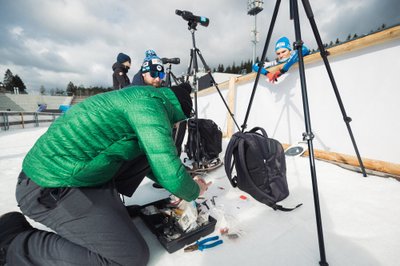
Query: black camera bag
[[224, 127, 301, 211], [185, 118, 222, 162]]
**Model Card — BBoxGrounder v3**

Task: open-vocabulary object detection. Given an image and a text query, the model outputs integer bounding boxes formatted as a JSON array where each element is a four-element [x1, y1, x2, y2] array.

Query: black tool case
[[136, 198, 217, 253]]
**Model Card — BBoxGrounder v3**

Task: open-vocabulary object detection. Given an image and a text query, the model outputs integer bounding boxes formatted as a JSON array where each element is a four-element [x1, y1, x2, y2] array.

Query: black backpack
[[224, 127, 302, 211], [184, 118, 222, 163]]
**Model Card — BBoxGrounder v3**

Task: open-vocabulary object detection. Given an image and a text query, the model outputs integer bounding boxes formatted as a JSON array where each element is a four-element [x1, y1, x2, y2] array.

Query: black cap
[[170, 83, 193, 118], [117, 53, 131, 64]]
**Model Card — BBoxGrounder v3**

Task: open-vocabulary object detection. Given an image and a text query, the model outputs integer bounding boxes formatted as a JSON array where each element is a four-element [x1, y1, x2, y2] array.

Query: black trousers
[[11, 156, 151, 265]]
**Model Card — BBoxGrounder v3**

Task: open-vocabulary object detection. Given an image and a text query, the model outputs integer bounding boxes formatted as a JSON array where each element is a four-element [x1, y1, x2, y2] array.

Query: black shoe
[[125, 205, 142, 218], [0, 212, 33, 265]]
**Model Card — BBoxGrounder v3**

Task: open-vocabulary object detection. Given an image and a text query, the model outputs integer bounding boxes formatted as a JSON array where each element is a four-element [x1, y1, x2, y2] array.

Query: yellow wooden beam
[[281, 143, 400, 180], [225, 77, 237, 138]]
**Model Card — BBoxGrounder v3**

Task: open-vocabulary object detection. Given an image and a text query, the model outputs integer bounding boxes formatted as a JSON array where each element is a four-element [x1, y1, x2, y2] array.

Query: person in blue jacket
[[253, 36, 310, 83]]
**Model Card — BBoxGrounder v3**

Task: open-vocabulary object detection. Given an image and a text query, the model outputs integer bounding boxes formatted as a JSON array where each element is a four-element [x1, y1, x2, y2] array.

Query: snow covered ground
[[1, 126, 400, 266]]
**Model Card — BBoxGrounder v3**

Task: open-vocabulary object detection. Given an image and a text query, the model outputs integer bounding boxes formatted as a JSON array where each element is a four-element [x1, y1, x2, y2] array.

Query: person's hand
[[193, 175, 212, 196], [267, 72, 277, 83], [273, 70, 283, 80]]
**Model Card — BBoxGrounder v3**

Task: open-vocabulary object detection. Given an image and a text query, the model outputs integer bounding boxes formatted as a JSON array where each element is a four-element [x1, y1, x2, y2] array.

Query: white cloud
[[9, 26, 24, 37], [0, 0, 398, 92]]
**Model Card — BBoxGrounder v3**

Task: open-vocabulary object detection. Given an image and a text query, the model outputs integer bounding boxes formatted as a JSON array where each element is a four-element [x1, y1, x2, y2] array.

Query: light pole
[[247, 0, 264, 65]]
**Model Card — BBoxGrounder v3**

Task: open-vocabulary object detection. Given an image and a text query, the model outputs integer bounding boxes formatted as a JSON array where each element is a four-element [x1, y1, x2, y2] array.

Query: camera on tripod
[[161, 57, 180, 64], [175, 10, 210, 27]]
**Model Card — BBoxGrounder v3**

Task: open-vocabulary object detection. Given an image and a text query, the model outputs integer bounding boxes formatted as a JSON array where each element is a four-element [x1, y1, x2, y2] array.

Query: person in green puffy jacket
[[0, 83, 210, 266]]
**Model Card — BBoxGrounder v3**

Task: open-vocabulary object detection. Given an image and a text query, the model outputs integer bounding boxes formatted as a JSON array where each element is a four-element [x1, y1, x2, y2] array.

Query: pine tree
[[3, 70, 27, 94], [13, 75, 27, 94], [231, 61, 237, 74], [40, 85, 46, 95], [55, 88, 65, 96], [66, 81, 77, 96], [3, 69, 14, 92], [245, 59, 252, 74]]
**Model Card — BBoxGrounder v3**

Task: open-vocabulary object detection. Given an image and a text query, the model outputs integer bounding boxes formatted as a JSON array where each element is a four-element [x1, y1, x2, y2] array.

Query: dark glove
[[268, 69, 286, 83], [273, 69, 284, 79]]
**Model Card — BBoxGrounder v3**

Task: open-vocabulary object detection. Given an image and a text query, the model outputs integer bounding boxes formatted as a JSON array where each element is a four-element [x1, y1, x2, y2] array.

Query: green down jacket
[[22, 86, 199, 201]]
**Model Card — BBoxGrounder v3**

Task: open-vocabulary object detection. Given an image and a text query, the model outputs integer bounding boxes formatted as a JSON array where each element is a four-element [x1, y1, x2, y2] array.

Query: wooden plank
[[225, 77, 237, 138], [282, 143, 400, 180]]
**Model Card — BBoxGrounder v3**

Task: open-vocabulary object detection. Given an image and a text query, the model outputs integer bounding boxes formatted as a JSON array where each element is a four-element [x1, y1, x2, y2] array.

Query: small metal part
[[210, 196, 217, 206], [201, 200, 210, 210], [227, 233, 239, 239]]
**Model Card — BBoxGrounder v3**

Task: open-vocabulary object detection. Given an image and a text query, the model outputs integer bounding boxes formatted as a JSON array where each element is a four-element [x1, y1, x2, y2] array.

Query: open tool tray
[[139, 198, 217, 253]]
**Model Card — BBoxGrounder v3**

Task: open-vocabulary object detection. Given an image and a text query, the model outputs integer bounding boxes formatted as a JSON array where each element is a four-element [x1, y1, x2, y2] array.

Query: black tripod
[[183, 19, 241, 170], [163, 58, 182, 87], [243, 0, 368, 265]]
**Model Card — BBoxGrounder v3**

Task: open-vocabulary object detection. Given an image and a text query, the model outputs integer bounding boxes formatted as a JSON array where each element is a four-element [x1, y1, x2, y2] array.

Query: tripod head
[[161, 57, 180, 64], [163, 57, 181, 87], [175, 9, 210, 30]]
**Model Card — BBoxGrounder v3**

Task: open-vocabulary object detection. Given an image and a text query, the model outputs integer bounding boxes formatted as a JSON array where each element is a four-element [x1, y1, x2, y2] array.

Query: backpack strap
[[236, 134, 302, 212], [224, 133, 242, 187], [249, 127, 269, 138]]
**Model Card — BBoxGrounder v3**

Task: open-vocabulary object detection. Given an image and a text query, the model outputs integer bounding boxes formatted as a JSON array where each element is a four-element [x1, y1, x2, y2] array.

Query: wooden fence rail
[[0, 111, 62, 131]]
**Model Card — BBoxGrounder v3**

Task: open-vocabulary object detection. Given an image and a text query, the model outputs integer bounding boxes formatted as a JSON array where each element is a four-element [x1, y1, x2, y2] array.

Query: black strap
[[249, 126, 269, 138], [224, 134, 242, 187], [273, 203, 303, 212]]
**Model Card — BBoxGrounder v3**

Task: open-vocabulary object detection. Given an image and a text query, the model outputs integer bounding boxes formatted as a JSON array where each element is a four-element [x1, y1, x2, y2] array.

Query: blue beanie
[[117, 53, 131, 64], [141, 50, 164, 73], [275, 37, 291, 51]]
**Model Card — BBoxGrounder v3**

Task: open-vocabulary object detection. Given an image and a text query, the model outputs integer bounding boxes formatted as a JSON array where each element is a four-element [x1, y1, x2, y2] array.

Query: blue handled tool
[[184, 235, 223, 252]]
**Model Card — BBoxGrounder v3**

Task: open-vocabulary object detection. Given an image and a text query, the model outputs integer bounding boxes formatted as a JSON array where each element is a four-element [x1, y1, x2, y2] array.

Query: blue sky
[[0, 0, 399, 92]]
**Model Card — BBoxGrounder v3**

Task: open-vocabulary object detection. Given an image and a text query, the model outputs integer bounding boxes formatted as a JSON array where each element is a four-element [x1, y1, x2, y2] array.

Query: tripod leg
[[301, 0, 367, 177], [195, 49, 241, 131], [193, 89, 201, 168], [165, 64, 172, 87], [185, 49, 194, 83], [291, 0, 329, 265], [186, 32, 202, 169], [171, 72, 180, 85], [241, 0, 282, 132]]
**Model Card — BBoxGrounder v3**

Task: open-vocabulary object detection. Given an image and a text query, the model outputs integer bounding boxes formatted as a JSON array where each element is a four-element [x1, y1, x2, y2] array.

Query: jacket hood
[[112, 62, 129, 72], [158, 87, 187, 123], [131, 70, 145, 86]]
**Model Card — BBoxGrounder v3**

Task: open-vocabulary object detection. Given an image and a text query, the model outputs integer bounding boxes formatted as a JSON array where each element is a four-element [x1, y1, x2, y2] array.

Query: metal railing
[[0, 111, 62, 131]]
